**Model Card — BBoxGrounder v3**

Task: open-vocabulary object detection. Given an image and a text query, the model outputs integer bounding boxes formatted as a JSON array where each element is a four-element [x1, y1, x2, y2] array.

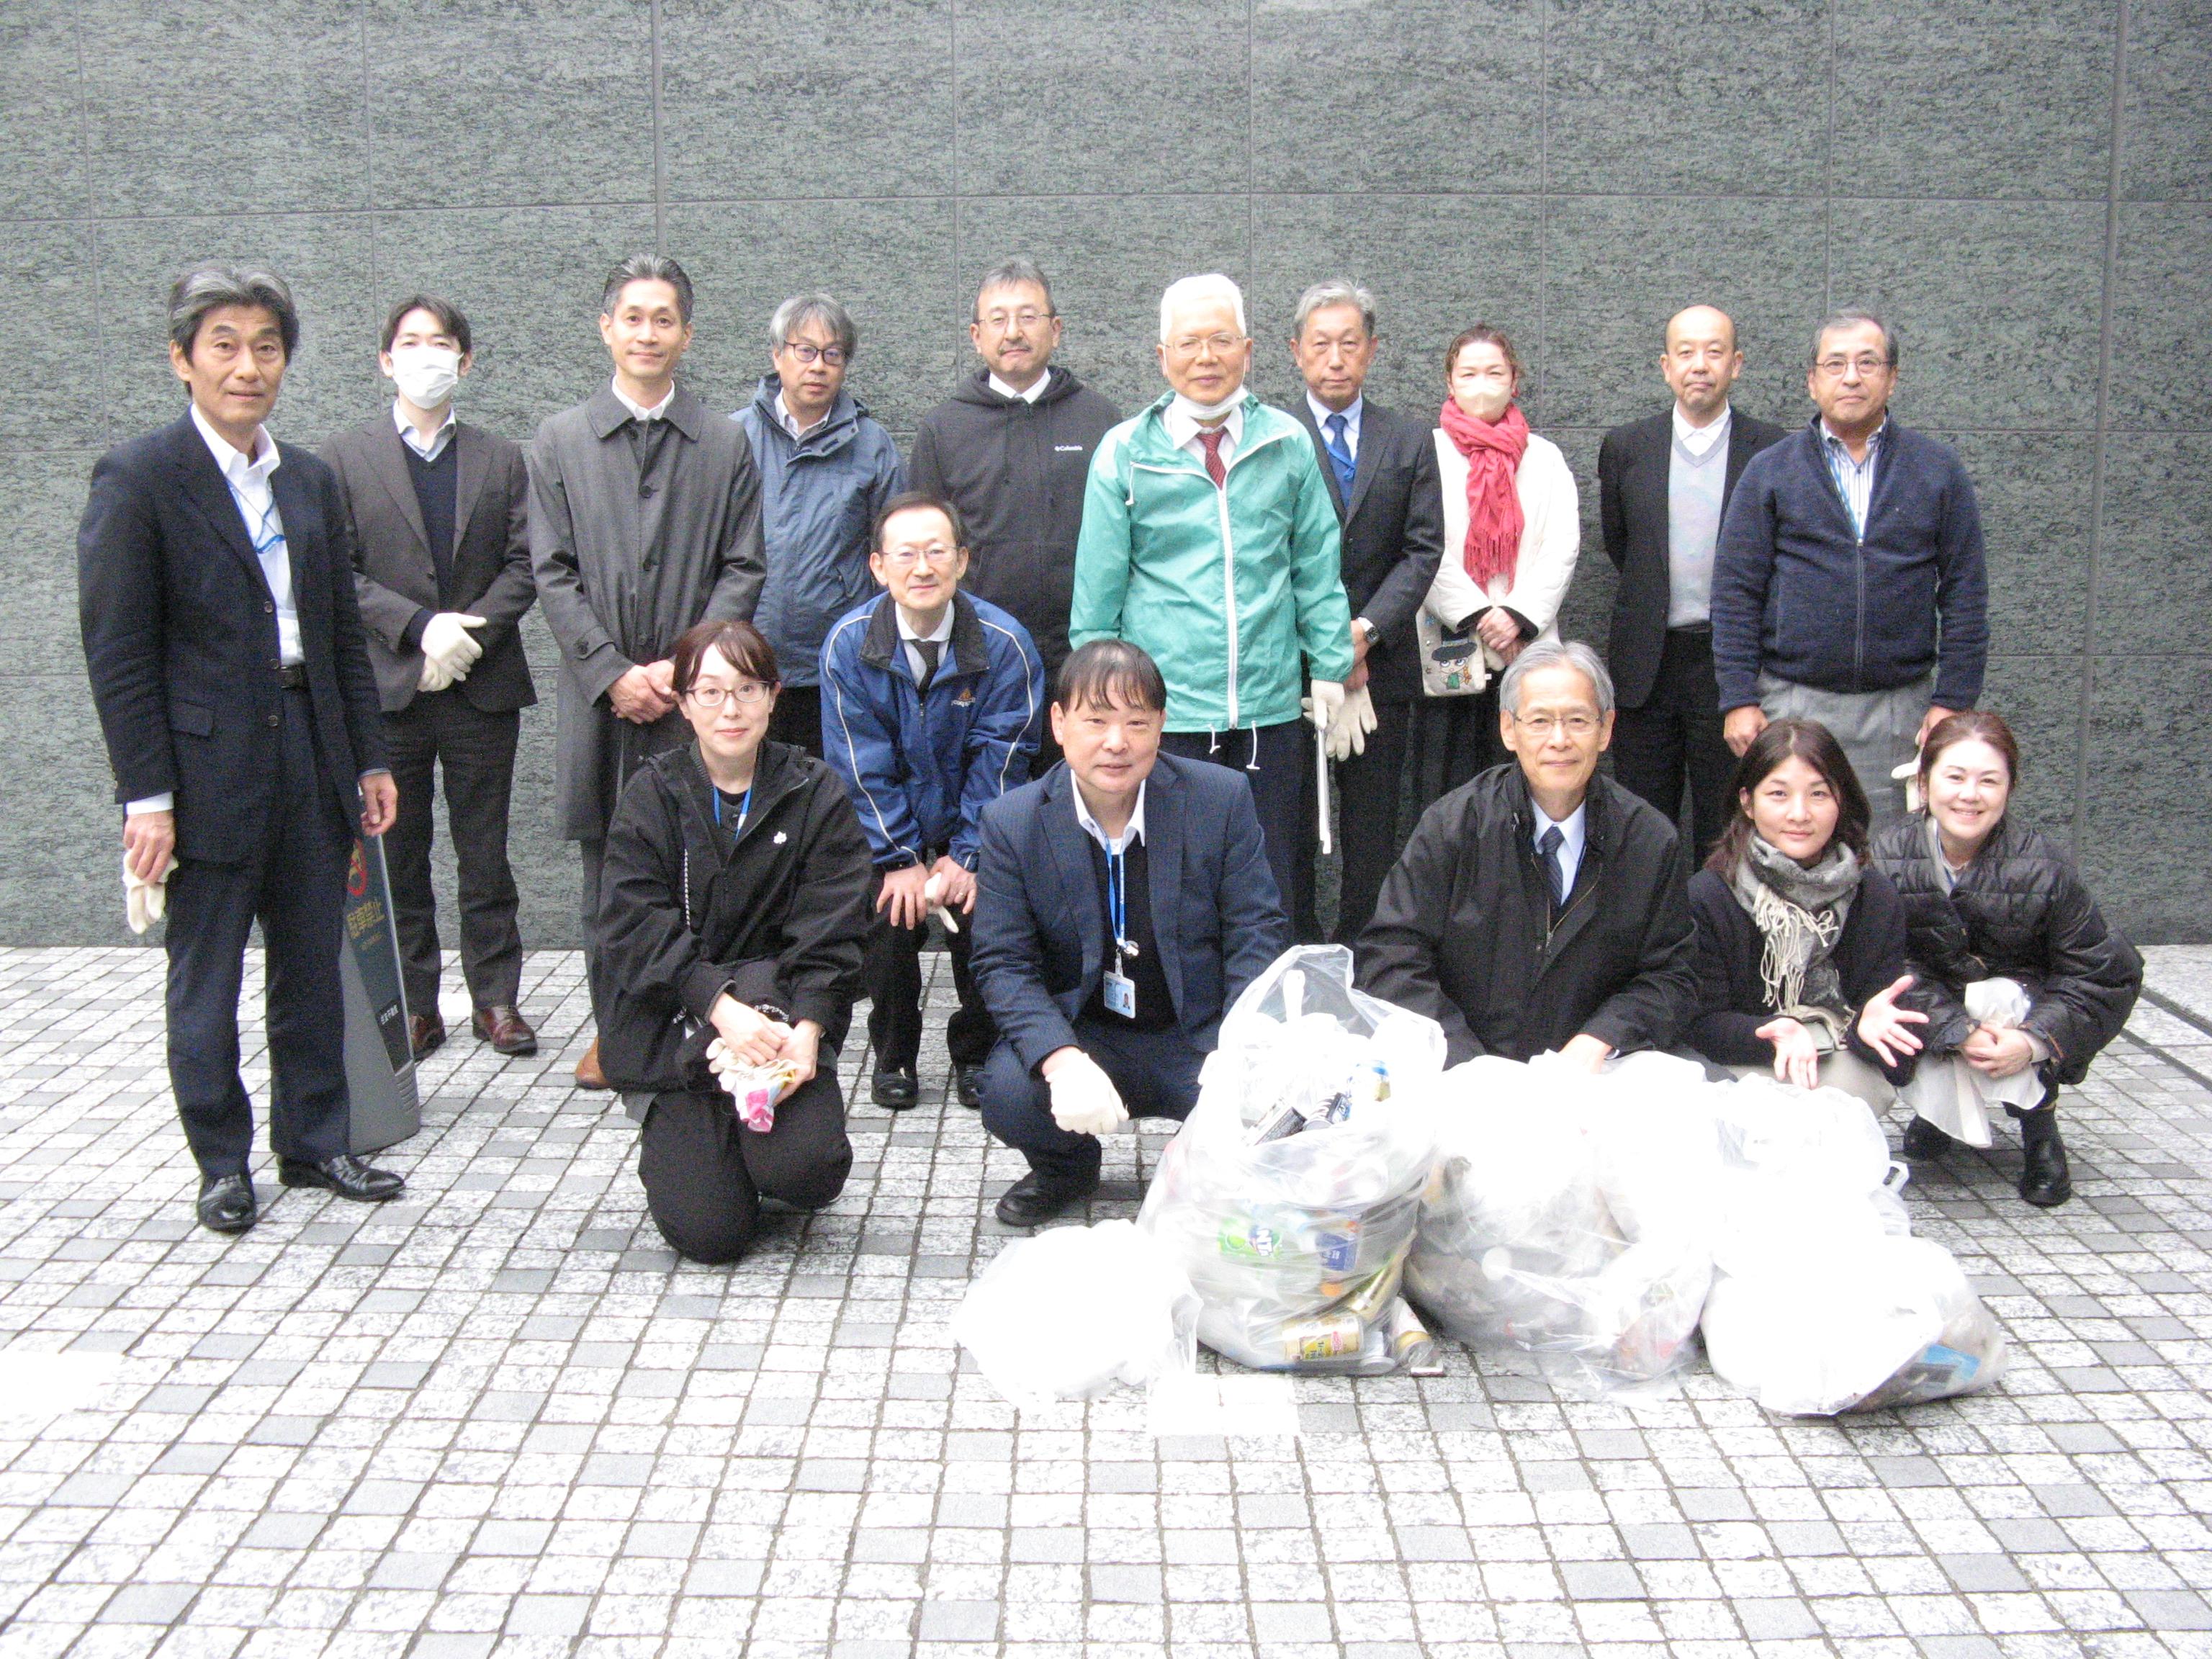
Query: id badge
[[1103, 966, 1136, 1020]]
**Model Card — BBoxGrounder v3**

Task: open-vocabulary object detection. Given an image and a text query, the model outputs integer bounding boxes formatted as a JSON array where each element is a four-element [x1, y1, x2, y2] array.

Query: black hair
[[1054, 639, 1167, 716], [872, 490, 968, 554], [380, 292, 472, 357], [168, 263, 300, 361]]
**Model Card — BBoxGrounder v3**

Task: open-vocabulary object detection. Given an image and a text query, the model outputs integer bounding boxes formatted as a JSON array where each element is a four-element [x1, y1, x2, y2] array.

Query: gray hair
[[1500, 640, 1615, 718], [1159, 273, 1247, 343], [168, 263, 300, 360], [601, 254, 694, 324], [974, 258, 1056, 319], [1809, 307, 1899, 369], [1291, 279, 1377, 341], [770, 293, 858, 359]]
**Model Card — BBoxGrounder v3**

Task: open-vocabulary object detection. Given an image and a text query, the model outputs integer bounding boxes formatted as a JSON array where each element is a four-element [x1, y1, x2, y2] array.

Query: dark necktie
[[913, 637, 942, 693], [1198, 427, 1227, 489], [1537, 824, 1566, 915], [1323, 411, 1356, 499]]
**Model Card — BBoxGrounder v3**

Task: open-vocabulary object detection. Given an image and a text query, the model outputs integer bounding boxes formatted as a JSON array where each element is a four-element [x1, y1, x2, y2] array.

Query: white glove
[[1324, 684, 1378, 763], [1306, 678, 1344, 735], [419, 613, 487, 683], [1046, 1051, 1128, 1137], [123, 853, 170, 935], [417, 655, 455, 693], [921, 871, 961, 935]]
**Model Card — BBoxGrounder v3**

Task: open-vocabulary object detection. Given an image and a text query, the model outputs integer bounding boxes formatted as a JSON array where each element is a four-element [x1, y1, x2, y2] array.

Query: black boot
[[2017, 1106, 2072, 1208], [1901, 1115, 1954, 1159]]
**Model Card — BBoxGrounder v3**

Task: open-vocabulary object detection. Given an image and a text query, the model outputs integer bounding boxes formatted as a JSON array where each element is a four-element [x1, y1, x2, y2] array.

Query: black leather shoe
[[196, 1172, 257, 1233], [409, 1012, 446, 1062], [471, 1004, 539, 1057], [2019, 1120, 2074, 1208], [955, 1064, 985, 1110], [1901, 1116, 1954, 1159], [277, 1154, 405, 1202], [993, 1169, 1097, 1228], [872, 1067, 918, 1110]]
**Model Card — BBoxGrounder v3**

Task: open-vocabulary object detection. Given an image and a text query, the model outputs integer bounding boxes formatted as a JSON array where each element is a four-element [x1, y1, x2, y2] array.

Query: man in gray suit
[[529, 255, 767, 1088], [324, 295, 540, 1064]]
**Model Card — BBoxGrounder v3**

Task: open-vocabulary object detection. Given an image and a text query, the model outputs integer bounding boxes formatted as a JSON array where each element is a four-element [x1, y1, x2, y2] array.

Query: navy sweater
[[1710, 417, 1987, 711]]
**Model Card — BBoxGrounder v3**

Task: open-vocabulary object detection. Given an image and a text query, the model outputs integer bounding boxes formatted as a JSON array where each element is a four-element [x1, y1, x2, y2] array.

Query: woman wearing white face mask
[[1411, 325, 1581, 806], [1871, 711, 2142, 1208]]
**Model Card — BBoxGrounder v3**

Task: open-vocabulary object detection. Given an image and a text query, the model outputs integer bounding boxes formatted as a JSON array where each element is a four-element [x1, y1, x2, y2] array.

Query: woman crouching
[[1872, 710, 2141, 1208], [593, 618, 876, 1262], [1688, 718, 1926, 1107]]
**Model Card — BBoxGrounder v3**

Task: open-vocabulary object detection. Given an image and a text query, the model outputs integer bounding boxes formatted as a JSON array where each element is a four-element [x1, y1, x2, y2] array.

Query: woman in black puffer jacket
[[1871, 711, 2141, 1208]]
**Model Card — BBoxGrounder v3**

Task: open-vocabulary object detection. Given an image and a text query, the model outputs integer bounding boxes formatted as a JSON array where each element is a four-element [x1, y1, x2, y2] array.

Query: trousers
[[1612, 626, 1737, 863], [864, 873, 996, 1074], [1160, 719, 1305, 921], [978, 1020, 1208, 1184], [1758, 672, 1932, 834], [637, 1069, 853, 1263]]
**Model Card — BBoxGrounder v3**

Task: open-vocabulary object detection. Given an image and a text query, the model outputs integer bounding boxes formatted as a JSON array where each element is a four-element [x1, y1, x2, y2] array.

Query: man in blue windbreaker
[[821, 493, 1046, 1112]]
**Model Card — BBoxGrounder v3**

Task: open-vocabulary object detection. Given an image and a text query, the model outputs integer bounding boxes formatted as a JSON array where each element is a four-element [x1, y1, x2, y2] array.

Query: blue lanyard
[[712, 784, 752, 837], [1105, 841, 1128, 953]]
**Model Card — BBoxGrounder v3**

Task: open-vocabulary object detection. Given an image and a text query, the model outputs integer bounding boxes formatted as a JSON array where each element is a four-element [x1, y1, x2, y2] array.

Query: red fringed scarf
[[1437, 398, 1529, 588]]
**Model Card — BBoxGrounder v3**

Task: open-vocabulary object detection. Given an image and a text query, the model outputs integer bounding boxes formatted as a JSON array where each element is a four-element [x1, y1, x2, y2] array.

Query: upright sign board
[[339, 835, 420, 1153]]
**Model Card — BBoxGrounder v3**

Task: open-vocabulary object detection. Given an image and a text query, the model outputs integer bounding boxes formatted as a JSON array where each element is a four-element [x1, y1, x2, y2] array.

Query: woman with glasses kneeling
[[1687, 718, 1927, 1110], [1871, 711, 2141, 1208], [593, 618, 876, 1262]]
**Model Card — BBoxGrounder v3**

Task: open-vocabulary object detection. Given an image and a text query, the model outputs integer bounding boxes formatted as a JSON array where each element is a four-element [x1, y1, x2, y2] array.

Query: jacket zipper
[[1216, 478, 1239, 729]]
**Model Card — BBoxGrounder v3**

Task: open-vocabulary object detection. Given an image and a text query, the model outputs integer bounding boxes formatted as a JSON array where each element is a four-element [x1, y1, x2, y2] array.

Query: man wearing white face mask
[[324, 295, 541, 1062]]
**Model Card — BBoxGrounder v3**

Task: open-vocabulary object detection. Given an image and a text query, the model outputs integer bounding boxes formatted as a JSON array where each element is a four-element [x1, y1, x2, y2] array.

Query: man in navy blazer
[[969, 640, 1290, 1226], [78, 264, 408, 1235]]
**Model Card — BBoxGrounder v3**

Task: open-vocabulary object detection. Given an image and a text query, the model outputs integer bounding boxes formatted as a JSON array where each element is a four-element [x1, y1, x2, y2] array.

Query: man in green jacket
[[1071, 273, 1353, 914]]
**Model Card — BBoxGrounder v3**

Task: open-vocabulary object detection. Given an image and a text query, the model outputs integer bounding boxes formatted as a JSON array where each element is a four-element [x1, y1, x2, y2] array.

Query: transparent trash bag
[[1138, 947, 1444, 1374], [1709, 1074, 1912, 1280], [1701, 1233, 2007, 1415], [950, 1220, 1199, 1408], [1405, 1050, 1721, 1397]]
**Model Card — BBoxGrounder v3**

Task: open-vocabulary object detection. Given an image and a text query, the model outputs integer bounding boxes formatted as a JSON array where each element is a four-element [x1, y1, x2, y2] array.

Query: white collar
[[1671, 401, 1730, 457], [777, 390, 830, 440], [192, 403, 279, 485], [988, 371, 1050, 404], [894, 603, 956, 644], [1532, 797, 1588, 868], [393, 400, 457, 452], [1073, 777, 1147, 852], [611, 378, 675, 423], [1307, 390, 1362, 434], [1162, 396, 1245, 454]]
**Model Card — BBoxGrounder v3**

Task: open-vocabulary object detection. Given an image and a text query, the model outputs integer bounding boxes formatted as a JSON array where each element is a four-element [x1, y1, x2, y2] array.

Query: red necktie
[[1199, 427, 1227, 488]]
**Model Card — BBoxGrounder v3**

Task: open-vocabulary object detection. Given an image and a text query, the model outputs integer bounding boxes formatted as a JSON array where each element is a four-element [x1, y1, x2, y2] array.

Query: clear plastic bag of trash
[[1138, 947, 1445, 1375], [950, 1220, 1199, 1408], [1709, 1074, 1912, 1278], [1701, 1232, 2007, 1414], [1405, 1050, 1721, 1397]]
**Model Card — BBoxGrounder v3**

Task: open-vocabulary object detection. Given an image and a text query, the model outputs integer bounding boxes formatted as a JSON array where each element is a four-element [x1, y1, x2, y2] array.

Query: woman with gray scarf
[[1686, 718, 1925, 1109]]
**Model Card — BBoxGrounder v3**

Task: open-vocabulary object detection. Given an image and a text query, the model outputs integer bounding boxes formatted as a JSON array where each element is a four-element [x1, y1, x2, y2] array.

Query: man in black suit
[[1282, 281, 1445, 943], [324, 295, 539, 1064], [1599, 305, 1784, 858], [969, 641, 1290, 1227], [78, 264, 408, 1234]]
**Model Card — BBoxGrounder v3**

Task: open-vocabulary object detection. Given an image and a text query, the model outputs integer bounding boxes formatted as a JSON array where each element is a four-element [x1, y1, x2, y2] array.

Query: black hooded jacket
[[907, 366, 1120, 673]]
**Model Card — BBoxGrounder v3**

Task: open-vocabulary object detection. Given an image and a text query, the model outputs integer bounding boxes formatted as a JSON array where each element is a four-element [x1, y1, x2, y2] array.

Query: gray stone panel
[[661, 0, 953, 202], [957, 196, 1249, 421], [2106, 203, 2212, 432], [369, 204, 662, 446], [1252, 0, 1544, 194], [1547, 427, 1612, 649], [1832, 0, 2118, 200], [662, 198, 956, 436], [94, 215, 382, 450], [0, 679, 134, 946], [2092, 433, 2212, 657], [1827, 199, 2107, 431], [1542, 0, 1827, 197], [2121, 0, 2212, 199], [82, 0, 368, 217], [2081, 652, 2212, 942], [0, 222, 104, 450], [0, 449, 99, 665], [364, 0, 656, 212], [1936, 430, 2094, 657], [1541, 194, 1827, 433], [955, 0, 1249, 197], [0, 1, 86, 221], [1978, 652, 2087, 833], [1248, 193, 1542, 423]]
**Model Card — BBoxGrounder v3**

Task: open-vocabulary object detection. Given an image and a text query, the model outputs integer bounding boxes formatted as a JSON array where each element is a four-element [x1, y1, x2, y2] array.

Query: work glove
[[417, 655, 455, 693], [420, 612, 487, 683], [921, 870, 960, 936], [1046, 1051, 1128, 1138], [123, 853, 170, 935], [1306, 678, 1345, 735], [1324, 684, 1378, 763]]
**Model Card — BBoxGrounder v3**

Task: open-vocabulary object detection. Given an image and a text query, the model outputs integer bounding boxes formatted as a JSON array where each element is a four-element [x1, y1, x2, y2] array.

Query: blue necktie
[[1537, 824, 1566, 914], [1323, 412, 1356, 499]]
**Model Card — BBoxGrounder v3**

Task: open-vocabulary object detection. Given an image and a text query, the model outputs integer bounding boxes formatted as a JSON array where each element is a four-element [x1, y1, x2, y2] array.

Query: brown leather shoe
[[573, 1037, 610, 1091], [471, 1004, 539, 1057], [408, 1012, 446, 1062]]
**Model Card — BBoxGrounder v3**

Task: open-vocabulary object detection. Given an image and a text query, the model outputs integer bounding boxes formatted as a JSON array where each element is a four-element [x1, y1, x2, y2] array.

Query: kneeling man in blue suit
[[970, 639, 1290, 1226]]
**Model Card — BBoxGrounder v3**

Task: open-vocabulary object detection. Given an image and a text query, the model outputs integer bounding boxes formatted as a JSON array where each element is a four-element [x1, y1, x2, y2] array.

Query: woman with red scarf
[[1410, 325, 1581, 806]]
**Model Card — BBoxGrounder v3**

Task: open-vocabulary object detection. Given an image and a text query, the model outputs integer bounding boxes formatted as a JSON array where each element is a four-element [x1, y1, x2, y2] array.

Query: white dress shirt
[[988, 372, 1051, 404], [1161, 397, 1245, 469], [394, 399, 457, 463], [611, 378, 675, 424], [1672, 400, 1730, 459], [1532, 799, 1588, 899], [193, 405, 301, 667], [1820, 415, 1887, 538], [1073, 778, 1148, 855], [1306, 390, 1364, 460], [895, 603, 956, 685]]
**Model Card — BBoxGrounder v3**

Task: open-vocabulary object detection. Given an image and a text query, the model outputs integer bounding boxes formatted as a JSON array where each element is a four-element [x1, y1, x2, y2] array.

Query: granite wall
[[7, 0, 2207, 948]]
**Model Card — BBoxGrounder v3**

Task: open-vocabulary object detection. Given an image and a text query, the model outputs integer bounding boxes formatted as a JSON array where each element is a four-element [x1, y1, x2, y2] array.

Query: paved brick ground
[[0, 942, 2208, 1658]]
